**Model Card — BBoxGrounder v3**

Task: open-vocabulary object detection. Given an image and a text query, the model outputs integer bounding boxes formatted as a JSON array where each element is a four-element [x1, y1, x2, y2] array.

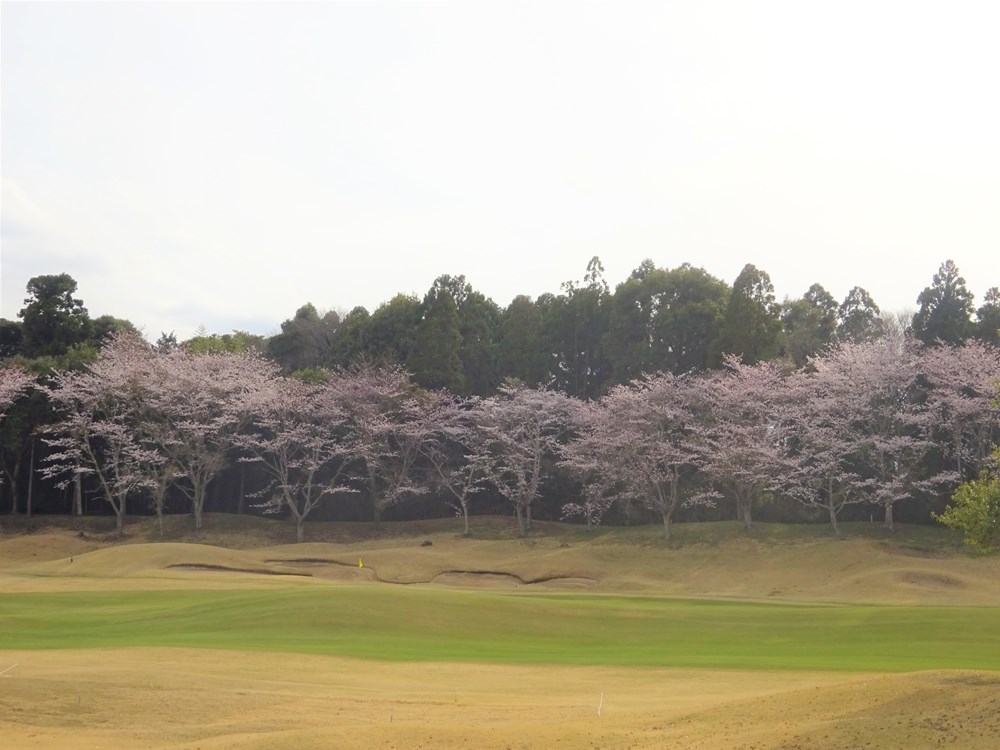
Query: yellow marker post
[[358, 558, 363, 568]]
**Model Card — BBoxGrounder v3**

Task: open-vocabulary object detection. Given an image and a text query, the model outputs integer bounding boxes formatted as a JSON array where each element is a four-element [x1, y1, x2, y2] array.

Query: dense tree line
[[3, 260, 998, 393], [1, 259, 998, 542]]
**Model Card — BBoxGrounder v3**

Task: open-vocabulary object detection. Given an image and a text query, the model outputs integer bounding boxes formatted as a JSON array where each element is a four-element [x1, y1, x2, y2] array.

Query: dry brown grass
[[3, 515, 1000, 748], [3, 515, 1000, 603], [2, 649, 999, 749]]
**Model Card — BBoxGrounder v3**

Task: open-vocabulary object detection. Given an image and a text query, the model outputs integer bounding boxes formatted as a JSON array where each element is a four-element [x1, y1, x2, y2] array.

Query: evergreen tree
[[18, 273, 92, 358], [604, 260, 666, 383], [606, 261, 727, 382], [657, 263, 729, 374], [267, 303, 339, 373], [710, 264, 781, 366], [497, 295, 548, 386], [544, 257, 612, 398], [912, 259, 975, 345], [331, 306, 371, 366], [0, 320, 23, 360], [90, 315, 140, 347], [366, 294, 422, 365], [780, 283, 838, 366], [837, 286, 883, 343], [418, 275, 501, 395], [409, 281, 465, 392], [456, 289, 501, 396], [974, 287, 1000, 347]]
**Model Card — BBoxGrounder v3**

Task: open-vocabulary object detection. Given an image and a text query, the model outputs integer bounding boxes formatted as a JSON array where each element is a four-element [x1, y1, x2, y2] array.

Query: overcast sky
[[2, 1, 997, 341]]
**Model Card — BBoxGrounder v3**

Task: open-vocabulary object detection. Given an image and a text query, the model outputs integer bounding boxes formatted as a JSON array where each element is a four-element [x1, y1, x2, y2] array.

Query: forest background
[[0, 256, 997, 536]]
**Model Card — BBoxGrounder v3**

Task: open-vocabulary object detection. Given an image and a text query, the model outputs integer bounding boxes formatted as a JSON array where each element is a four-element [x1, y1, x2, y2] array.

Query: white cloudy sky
[[2, 1, 997, 341]]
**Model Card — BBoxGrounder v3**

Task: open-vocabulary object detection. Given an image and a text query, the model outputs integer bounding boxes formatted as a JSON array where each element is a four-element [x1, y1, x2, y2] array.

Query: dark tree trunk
[[114, 497, 125, 538], [739, 493, 754, 530], [26, 438, 35, 518], [826, 478, 841, 537], [828, 501, 841, 537], [192, 479, 205, 530], [237, 464, 246, 515], [7, 473, 18, 515]]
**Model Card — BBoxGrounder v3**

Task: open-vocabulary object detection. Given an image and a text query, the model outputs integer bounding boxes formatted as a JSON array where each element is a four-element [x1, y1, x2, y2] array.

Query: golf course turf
[[3, 586, 1000, 672], [3, 516, 1000, 749]]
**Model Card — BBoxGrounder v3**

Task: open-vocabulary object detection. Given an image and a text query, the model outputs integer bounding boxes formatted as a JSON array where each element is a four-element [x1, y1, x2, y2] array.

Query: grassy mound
[[2, 515, 997, 604]]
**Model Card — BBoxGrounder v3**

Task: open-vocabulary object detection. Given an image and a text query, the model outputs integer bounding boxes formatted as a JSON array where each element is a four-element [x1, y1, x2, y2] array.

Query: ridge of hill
[[1, 514, 996, 604]]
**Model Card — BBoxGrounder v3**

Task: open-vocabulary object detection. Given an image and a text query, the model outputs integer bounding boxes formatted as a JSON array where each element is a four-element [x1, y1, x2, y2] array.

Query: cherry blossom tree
[[43, 334, 159, 536], [0, 367, 34, 420], [559, 400, 618, 530], [563, 373, 711, 540], [325, 364, 438, 525], [780, 361, 873, 536], [420, 394, 492, 535], [141, 346, 281, 530], [695, 356, 789, 530], [560, 478, 618, 531], [919, 339, 1000, 481], [238, 375, 356, 542], [481, 381, 580, 537], [140, 454, 178, 537], [0, 367, 38, 505], [833, 338, 954, 530]]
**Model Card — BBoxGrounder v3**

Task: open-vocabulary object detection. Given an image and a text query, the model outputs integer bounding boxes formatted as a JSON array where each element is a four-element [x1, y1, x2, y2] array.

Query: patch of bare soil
[[1, 649, 997, 750]]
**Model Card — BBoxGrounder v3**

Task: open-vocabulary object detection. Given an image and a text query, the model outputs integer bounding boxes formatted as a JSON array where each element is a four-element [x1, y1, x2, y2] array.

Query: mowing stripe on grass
[[2, 587, 998, 672]]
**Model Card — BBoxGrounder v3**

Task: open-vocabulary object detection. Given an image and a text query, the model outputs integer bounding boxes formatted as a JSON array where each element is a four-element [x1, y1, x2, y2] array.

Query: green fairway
[[3, 585, 999, 672]]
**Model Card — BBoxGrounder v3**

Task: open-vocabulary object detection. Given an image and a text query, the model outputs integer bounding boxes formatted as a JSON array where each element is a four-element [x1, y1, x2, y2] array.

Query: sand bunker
[[431, 570, 597, 588], [166, 563, 312, 577], [896, 570, 966, 588], [264, 558, 597, 588]]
